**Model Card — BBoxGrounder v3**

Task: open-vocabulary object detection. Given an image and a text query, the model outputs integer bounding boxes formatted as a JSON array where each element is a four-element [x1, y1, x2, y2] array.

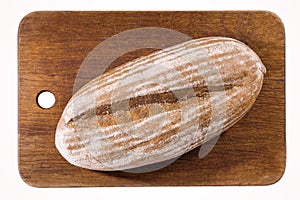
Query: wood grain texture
[[18, 11, 285, 187]]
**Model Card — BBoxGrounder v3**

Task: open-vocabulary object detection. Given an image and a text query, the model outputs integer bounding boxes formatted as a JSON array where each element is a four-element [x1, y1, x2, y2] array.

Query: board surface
[[18, 11, 285, 187]]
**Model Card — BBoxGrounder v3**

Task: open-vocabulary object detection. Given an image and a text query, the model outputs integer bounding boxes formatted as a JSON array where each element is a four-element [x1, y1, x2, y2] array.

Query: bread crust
[[55, 37, 266, 171]]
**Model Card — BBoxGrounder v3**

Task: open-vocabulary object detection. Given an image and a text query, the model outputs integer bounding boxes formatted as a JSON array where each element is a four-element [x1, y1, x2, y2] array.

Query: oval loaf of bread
[[55, 37, 266, 171]]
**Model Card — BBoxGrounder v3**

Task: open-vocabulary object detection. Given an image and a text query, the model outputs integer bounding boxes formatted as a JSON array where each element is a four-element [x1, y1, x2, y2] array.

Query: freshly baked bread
[[55, 37, 266, 171]]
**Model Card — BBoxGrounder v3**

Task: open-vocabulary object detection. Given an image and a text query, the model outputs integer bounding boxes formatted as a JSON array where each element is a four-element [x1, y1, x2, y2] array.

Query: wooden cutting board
[[18, 11, 285, 187]]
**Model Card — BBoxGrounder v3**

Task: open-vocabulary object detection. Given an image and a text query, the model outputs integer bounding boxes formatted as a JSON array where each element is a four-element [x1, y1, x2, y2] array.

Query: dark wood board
[[18, 11, 285, 187]]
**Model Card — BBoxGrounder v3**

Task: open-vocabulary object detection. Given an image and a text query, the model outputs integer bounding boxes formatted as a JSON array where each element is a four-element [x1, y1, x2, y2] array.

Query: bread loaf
[[55, 37, 266, 171]]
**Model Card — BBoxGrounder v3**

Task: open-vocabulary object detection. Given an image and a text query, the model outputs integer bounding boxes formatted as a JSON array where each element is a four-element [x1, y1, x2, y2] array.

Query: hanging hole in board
[[37, 91, 56, 109]]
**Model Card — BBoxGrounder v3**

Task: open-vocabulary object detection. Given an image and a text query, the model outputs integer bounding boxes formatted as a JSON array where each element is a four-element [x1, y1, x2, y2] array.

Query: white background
[[0, 0, 298, 199]]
